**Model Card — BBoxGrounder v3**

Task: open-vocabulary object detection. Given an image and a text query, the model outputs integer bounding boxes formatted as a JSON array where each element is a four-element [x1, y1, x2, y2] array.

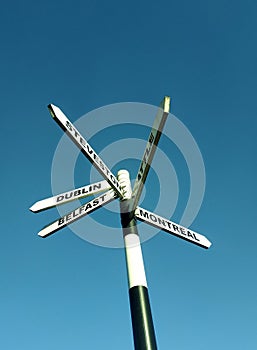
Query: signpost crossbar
[[48, 104, 124, 198], [135, 206, 211, 249], [129, 96, 170, 212], [30, 180, 111, 213], [38, 190, 117, 238]]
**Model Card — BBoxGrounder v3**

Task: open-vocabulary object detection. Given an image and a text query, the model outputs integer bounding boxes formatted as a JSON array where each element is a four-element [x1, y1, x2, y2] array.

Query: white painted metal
[[117, 169, 132, 200], [135, 207, 212, 249], [123, 233, 148, 288], [117, 170, 148, 288], [129, 96, 170, 212], [48, 104, 124, 198], [30, 180, 111, 212], [38, 190, 117, 238]]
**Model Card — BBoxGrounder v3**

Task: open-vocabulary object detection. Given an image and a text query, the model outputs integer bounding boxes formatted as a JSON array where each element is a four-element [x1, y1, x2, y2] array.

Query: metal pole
[[118, 170, 158, 350]]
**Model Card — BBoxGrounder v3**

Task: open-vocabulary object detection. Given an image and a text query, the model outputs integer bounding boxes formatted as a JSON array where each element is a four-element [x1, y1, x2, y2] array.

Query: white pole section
[[118, 170, 157, 350]]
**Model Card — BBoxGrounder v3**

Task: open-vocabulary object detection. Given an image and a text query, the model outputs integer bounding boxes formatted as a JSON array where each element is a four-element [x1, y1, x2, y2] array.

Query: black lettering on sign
[[99, 160, 105, 170], [192, 233, 200, 241], [149, 132, 154, 144], [187, 231, 194, 239], [139, 209, 149, 219], [180, 227, 186, 235], [74, 190, 81, 196], [66, 213, 72, 221], [65, 193, 73, 199], [82, 187, 89, 194], [80, 137, 86, 147], [72, 210, 78, 218], [66, 121, 73, 132], [94, 154, 99, 163], [57, 195, 64, 202], [99, 194, 106, 202], [144, 147, 150, 159], [79, 206, 85, 214], [93, 183, 102, 191], [149, 214, 157, 222], [166, 221, 172, 229], [74, 129, 79, 138], [58, 218, 64, 226], [172, 224, 179, 232], [157, 217, 166, 227], [85, 203, 92, 211], [186, 231, 200, 241], [86, 144, 93, 155], [93, 198, 99, 206]]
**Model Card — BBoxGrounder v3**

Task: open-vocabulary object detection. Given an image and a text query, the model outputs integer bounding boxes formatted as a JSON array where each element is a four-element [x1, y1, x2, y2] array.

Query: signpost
[[30, 180, 111, 212], [129, 96, 170, 212], [30, 97, 212, 350], [48, 104, 124, 198], [37, 190, 117, 238], [135, 207, 211, 249]]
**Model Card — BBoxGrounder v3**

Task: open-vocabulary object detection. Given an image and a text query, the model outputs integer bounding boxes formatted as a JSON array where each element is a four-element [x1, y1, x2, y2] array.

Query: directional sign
[[129, 96, 170, 211], [30, 180, 111, 212], [48, 104, 124, 198], [135, 207, 212, 249], [38, 190, 117, 238]]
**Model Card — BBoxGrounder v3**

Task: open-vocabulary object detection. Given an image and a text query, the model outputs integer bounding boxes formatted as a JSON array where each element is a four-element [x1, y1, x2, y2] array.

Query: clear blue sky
[[1, 0, 257, 349]]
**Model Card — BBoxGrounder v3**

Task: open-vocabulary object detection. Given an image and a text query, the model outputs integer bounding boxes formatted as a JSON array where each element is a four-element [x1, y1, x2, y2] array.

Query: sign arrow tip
[[37, 226, 53, 238], [29, 203, 38, 213]]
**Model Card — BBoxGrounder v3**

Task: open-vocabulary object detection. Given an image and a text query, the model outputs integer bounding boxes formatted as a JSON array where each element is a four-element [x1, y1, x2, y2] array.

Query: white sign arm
[[48, 104, 124, 198], [135, 207, 212, 249], [38, 190, 118, 238], [129, 96, 170, 211], [30, 180, 111, 213]]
